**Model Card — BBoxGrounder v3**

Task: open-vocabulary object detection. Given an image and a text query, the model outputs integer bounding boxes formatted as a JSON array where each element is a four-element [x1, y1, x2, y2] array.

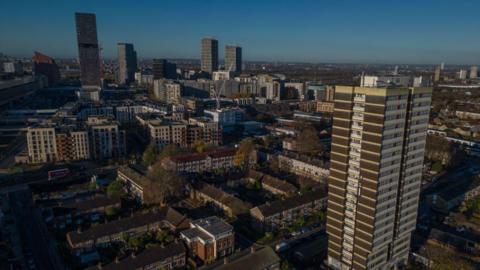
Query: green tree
[[157, 144, 183, 160], [144, 162, 187, 205], [107, 181, 126, 198], [193, 140, 206, 153], [234, 138, 255, 169], [281, 261, 292, 270], [296, 124, 323, 156], [105, 206, 119, 218], [431, 161, 443, 172], [142, 144, 158, 166]]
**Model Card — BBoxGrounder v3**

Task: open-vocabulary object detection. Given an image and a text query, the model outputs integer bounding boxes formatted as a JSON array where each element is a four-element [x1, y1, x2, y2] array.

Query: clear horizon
[[1, 0, 479, 65]]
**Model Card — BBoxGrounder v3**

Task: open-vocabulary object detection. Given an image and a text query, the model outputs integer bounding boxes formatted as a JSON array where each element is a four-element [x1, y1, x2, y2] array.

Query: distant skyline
[[1, 0, 480, 65]]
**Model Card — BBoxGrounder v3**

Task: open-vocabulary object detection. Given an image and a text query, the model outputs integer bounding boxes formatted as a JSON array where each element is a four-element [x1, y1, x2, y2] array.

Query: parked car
[[275, 242, 290, 252]]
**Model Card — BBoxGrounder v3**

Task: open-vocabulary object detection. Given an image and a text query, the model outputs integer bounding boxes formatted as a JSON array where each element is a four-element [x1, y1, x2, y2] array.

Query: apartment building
[[55, 130, 90, 161], [180, 216, 235, 262], [317, 101, 335, 113], [162, 148, 236, 173], [26, 127, 58, 163], [138, 116, 221, 149], [27, 127, 90, 163], [148, 120, 188, 148], [250, 189, 327, 232], [187, 117, 222, 146], [86, 116, 126, 159], [326, 86, 431, 270]]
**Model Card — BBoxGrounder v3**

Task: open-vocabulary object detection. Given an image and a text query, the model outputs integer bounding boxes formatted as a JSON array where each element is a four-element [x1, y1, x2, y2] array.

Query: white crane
[[213, 62, 235, 110]]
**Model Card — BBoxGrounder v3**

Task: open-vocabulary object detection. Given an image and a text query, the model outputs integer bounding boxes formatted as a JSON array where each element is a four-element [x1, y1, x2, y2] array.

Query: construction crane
[[213, 62, 235, 110]]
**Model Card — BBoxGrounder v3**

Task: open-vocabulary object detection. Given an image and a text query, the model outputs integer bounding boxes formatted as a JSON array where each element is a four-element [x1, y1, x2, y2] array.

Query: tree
[[193, 140, 206, 153], [107, 181, 126, 198], [431, 161, 444, 172], [296, 124, 323, 156], [157, 144, 183, 160], [144, 162, 186, 205], [142, 144, 158, 166], [105, 206, 119, 218], [234, 138, 255, 169], [425, 135, 464, 168]]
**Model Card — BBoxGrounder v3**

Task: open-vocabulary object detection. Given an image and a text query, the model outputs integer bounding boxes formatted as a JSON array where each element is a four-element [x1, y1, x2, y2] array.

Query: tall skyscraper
[[225, 45, 242, 74], [117, 43, 137, 85], [201, 37, 218, 74], [470, 66, 478, 79], [75, 12, 101, 100], [32, 51, 60, 87], [327, 86, 431, 270], [434, 66, 441, 82], [153, 59, 177, 80]]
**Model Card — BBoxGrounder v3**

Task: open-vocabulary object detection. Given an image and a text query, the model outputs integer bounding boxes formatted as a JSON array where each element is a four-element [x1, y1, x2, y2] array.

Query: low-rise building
[[66, 208, 189, 250], [456, 110, 480, 120], [193, 183, 249, 217], [250, 189, 327, 231], [162, 148, 236, 173], [90, 242, 187, 270], [277, 152, 329, 181], [247, 170, 297, 196], [117, 165, 150, 202], [55, 196, 121, 218], [207, 246, 281, 270], [181, 216, 234, 262]]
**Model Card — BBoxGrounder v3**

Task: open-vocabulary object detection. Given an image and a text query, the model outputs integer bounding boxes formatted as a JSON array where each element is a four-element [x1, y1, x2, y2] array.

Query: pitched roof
[[211, 247, 280, 270], [59, 196, 120, 212], [67, 207, 189, 246], [100, 242, 186, 270], [261, 174, 297, 193], [168, 148, 236, 163], [252, 189, 327, 217], [197, 183, 247, 212]]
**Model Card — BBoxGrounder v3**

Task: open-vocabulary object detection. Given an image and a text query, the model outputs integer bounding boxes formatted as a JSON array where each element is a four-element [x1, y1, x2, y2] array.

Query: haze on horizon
[[1, 0, 479, 65]]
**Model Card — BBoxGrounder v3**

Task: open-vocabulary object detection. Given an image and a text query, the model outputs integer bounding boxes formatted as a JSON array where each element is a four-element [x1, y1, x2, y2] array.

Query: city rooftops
[[192, 216, 233, 236], [66, 207, 189, 247], [58, 196, 120, 213], [167, 148, 236, 163], [252, 189, 327, 218], [94, 242, 186, 270], [210, 246, 280, 270]]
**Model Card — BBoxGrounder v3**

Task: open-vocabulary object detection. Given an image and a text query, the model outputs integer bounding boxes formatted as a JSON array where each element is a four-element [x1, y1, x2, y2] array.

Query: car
[[291, 231, 301, 237], [275, 242, 290, 252], [301, 227, 312, 234]]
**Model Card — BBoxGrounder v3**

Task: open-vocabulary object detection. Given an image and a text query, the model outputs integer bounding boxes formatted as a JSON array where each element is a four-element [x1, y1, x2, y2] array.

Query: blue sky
[[1, 0, 479, 64]]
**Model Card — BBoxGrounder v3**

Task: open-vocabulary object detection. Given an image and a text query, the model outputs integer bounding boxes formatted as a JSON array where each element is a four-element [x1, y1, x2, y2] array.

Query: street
[[9, 189, 65, 270]]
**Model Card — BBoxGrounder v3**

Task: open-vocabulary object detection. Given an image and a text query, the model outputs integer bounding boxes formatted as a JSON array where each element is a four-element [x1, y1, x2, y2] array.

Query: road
[[9, 189, 65, 270], [0, 137, 26, 169]]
